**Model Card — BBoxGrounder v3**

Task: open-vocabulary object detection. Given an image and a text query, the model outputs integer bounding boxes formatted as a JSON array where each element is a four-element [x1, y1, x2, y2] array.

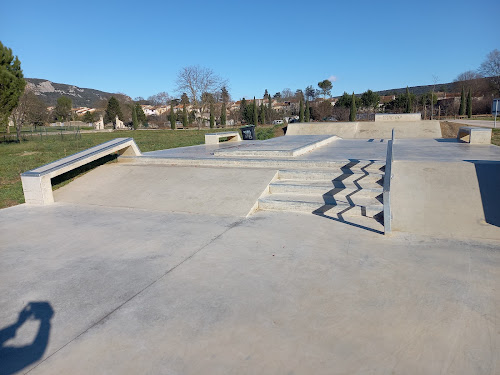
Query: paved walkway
[[0, 205, 498, 374], [1, 134, 500, 374]]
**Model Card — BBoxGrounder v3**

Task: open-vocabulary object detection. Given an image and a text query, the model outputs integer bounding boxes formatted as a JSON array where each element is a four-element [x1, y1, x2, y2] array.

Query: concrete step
[[278, 169, 384, 182], [258, 194, 383, 218], [121, 156, 385, 171], [269, 180, 383, 195]]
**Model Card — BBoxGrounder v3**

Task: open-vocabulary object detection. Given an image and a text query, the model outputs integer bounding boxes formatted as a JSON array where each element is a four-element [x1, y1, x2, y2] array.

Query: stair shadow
[[313, 160, 384, 235]]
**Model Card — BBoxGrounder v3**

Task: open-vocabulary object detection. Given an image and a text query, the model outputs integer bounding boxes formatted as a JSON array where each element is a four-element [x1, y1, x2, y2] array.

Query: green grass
[[0, 128, 247, 209], [492, 129, 500, 146]]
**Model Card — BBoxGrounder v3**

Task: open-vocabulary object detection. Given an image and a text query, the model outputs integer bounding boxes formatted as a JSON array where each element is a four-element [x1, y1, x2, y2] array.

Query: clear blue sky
[[2, 0, 498, 101]]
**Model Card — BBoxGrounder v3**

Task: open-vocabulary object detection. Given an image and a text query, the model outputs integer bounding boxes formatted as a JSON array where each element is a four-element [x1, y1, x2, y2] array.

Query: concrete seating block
[[457, 126, 492, 144], [21, 138, 141, 205], [205, 131, 242, 145]]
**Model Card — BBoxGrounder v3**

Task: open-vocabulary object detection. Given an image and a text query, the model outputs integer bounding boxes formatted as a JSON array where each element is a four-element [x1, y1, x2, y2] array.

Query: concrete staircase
[[258, 160, 385, 229]]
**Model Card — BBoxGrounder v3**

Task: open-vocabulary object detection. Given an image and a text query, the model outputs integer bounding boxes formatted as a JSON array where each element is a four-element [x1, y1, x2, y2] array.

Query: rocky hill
[[26, 78, 114, 107]]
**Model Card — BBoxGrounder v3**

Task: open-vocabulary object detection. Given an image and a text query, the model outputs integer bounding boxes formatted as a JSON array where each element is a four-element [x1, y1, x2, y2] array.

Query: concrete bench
[[205, 131, 241, 145], [457, 126, 492, 144], [21, 138, 141, 205]]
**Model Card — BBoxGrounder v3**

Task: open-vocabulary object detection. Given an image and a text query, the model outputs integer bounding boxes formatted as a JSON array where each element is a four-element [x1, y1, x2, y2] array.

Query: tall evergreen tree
[[459, 86, 466, 116], [259, 103, 266, 124], [132, 106, 138, 130], [104, 97, 123, 124], [210, 103, 215, 128], [240, 98, 247, 123], [405, 86, 411, 113], [350, 92, 357, 122], [169, 103, 176, 130], [305, 100, 310, 122], [0, 42, 25, 133], [135, 104, 146, 125], [268, 95, 273, 122], [182, 104, 188, 127], [253, 97, 258, 125], [221, 102, 227, 127], [55, 96, 73, 121], [299, 99, 304, 122], [466, 88, 472, 118]]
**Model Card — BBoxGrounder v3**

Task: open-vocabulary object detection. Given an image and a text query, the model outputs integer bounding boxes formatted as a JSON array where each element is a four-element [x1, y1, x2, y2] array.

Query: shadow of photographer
[[0, 302, 54, 375]]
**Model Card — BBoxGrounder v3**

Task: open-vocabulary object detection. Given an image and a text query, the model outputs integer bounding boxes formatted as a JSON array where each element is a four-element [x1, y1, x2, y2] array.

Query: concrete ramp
[[391, 161, 500, 240], [286, 121, 441, 138], [53, 165, 277, 217]]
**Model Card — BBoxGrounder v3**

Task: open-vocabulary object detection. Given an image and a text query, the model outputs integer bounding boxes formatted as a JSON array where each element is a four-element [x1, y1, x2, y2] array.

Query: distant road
[[448, 119, 498, 129]]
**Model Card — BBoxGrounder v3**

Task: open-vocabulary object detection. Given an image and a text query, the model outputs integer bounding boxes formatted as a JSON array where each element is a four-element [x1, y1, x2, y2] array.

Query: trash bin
[[240, 125, 256, 140]]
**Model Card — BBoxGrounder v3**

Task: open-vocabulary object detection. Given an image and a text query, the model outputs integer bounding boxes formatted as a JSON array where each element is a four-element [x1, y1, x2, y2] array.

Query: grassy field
[[0, 126, 284, 209]]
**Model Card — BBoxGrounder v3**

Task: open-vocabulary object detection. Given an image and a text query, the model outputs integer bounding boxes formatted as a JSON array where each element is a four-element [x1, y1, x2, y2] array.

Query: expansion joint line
[[26, 218, 244, 373]]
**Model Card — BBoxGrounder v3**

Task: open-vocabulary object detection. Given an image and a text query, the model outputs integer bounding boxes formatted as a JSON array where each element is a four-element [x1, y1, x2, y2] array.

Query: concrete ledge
[[457, 126, 491, 144], [21, 138, 141, 205], [205, 131, 241, 145], [375, 113, 421, 122]]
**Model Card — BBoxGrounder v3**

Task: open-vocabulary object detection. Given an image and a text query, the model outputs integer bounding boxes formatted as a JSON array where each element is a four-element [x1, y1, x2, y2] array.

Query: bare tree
[[281, 88, 294, 100], [175, 65, 227, 106], [453, 70, 484, 95], [11, 86, 48, 139], [175, 65, 228, 129], [148, 92, 171, 106], [479, 49, 500, 94]]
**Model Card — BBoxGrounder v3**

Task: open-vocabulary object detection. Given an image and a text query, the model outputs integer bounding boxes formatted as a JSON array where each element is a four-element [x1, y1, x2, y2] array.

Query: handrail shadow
[[312, 159, 384, 235]]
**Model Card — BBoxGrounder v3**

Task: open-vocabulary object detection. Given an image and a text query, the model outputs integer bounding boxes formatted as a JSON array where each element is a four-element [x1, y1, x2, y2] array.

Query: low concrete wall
[[391, 161, 500, 240], [375, 113, 421, 122], [286, 121, 441, 139]]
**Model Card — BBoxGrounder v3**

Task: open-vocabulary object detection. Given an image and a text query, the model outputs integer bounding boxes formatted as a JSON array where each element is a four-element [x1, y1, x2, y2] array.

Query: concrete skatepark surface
[[1, 121, 500, 374]]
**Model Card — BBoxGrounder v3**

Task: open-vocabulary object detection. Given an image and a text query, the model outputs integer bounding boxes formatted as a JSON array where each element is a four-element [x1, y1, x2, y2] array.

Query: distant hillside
[[26, 78, 114, 107], [374, 82, 456, 96]]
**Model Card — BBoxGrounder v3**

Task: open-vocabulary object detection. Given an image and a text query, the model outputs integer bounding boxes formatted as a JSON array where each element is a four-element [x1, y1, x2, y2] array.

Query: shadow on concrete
[[313, 160, 384, 235], [434, 138, 460, 143], [0, 302, 54, 375], [51, 153, 118, 189], [466, 160, 500, 227]]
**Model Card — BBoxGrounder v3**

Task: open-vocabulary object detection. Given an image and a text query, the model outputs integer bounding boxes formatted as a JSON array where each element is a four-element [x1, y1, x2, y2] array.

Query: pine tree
[[268, 95, 273, 122], [405, 86, 411, 113], [210, 103, 215, 128], [467, 88, 472, 118], [240, 98, 247, 123], [221, 102, 227, 127], [104, 97, 122, 124], [299, 99, 304, 122], [305, 100, 310, 122], [350, 92, 357, 122], [169, 103, 176, 130], [136, 104, 146, 125], [0, 42, 25, 133], [132, 106, 138, 130], [253, 97, 258, 125], [182, 104, 188, 128], [459, 86, 465, 116]]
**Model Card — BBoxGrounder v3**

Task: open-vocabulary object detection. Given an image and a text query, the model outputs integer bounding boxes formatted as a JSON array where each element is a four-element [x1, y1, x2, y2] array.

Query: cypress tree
[[104, 97, 122, 124], [350, 92, 357, 122], [253, 97, 258, 125], [221, 102, 226, 127], [182, 104, 188, 128], [405, 86, 411, 113], [459, 86, 465, 116], [169, 103, 176, 130], [305, 100, 310, 122], [259, 103, 266, 124], [299, 99, 304, 122], [268, 95, 273, 123], [132, 106, 138, 130], [467, 88, 472, 118], [210, 103, 215, 128]]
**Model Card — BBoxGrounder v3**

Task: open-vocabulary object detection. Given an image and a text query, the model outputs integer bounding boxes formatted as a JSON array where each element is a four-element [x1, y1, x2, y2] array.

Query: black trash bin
[[240, 125, 256, 140]]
